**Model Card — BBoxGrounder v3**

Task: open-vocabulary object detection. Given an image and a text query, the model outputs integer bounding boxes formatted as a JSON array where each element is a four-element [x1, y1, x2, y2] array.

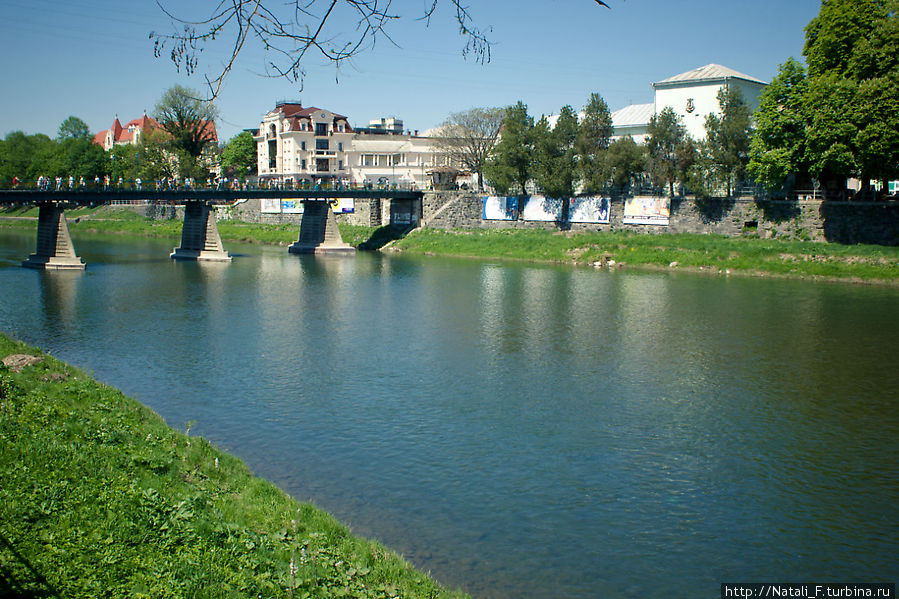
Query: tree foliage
[[646, 107, 686, 197], [221, 131, 258, 178], [704, 87, 752, 197], [484, 101, 535, 195], [576, 93, 614, 193], [432, 107, 504, 191], [533, 106, 578, 200], [57, 116, 91, 140], [605, 136, 646, 188], [747, 58, 810, 191], [800, 0, 899, 188], [154, 85, 218, 159]]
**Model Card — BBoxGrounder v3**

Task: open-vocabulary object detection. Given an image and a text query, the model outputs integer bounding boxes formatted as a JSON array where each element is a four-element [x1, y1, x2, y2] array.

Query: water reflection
[[0, 231, 897, 598]]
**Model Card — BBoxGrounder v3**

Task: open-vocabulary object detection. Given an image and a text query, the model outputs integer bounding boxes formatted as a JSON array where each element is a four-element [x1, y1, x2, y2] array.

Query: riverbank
[[2, 205, 898, 282], [0, 333, 468, 598]]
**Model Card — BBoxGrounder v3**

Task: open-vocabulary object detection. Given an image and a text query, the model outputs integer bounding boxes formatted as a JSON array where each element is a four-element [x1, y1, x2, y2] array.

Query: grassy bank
[[3, 206, 898, 281], [0, 334, 467, 599], [390, 228, 899, 283]]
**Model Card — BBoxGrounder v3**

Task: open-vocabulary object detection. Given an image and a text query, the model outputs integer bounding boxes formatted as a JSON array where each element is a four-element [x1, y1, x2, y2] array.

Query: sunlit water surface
[[1, 229, 897, 598]]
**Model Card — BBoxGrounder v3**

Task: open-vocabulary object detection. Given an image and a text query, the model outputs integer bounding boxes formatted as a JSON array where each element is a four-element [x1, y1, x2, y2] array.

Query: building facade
[[255, 102, 471, 189], [611, 63, 767, 142]]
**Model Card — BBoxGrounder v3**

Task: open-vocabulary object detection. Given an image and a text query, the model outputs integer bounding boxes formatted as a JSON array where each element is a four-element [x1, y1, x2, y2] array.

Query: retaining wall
[[421, 193, 899, 246]]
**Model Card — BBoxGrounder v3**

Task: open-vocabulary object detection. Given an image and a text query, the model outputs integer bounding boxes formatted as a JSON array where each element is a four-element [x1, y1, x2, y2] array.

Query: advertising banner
[[332, 198, 355, 214], [281, 200, 303, 214], [260, 198, 282, 214], [482, 196, 519, 221], [569, 196, 611, 224], [623, 196, 670, 225], [521, 195, 563, 221]]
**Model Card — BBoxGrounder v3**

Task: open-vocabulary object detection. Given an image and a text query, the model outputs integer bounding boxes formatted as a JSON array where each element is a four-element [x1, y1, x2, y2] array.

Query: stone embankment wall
[[421, 192, 899, 246]]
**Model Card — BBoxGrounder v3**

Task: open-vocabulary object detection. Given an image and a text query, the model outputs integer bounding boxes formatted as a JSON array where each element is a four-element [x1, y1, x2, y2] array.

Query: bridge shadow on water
[[357, 224, 416, 250]]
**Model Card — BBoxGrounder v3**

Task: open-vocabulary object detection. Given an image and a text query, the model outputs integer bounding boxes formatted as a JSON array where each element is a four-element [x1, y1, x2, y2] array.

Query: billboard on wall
[[483, 196, 519, 220], [569, 196, 611, 224], [623, 196, 670, 225], [260, 198, 281, 213], [281, 200, 303, 214], [332, 198, 355, 213], [521, 195, 563, 222]]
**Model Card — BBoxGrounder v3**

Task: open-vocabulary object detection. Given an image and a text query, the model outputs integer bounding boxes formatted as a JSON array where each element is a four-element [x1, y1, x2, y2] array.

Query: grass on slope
[[391, 228, 899, 281], [0, 334, 466, 599]]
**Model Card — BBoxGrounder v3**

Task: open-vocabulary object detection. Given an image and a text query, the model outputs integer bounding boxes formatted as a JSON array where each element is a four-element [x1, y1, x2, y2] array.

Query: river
[[1, 229, 897, 598]]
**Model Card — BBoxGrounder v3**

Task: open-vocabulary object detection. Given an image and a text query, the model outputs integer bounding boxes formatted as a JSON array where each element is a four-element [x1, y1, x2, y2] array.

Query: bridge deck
[[0, 188, 423, 206]]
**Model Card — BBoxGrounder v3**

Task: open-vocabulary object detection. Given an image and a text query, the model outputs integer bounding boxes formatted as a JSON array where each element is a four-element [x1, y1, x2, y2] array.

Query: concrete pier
[[288, 201, 355, 254], [22, 204, 85, 270], [170, 201, 232, 262]]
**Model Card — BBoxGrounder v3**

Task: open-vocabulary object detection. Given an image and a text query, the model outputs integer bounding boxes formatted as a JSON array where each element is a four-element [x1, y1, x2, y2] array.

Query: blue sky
[[0, 0, 822, 143]]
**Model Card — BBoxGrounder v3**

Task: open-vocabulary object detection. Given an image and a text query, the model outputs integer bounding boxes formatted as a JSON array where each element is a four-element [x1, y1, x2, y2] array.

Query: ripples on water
[[1, 230, 897, 598]]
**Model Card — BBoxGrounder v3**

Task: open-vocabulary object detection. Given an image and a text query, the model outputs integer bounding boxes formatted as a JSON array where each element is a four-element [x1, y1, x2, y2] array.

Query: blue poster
[[482, 196, 519, 220]]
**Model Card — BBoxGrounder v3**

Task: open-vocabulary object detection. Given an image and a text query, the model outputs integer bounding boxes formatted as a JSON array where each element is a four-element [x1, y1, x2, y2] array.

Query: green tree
[[484, 101, 535, 195], [57, 116, 91, 140], [59, 137, 107, 179], [154, 85, 218, 158], [534, 105, 578, 201], [646, 107, 686, 197], [576, 92, 614, 193], [0, 132, 55, 185], [704, 87, 752, 197], [605, 136, 646, 189], [220, 131, 258, 179], [801, 0, 898, 194], [747, 58, 810, 192]]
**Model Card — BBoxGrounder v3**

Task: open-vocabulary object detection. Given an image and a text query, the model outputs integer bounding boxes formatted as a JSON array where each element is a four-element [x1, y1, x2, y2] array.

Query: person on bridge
[[68, 176, 74, 190], [55, 176, 62, 191], [12, 176, 19, 188], [135, 177, 142, 191]]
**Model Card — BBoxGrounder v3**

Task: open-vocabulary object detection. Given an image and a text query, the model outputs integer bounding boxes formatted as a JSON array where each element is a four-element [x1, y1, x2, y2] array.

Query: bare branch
[[151, 1, 612, 100]]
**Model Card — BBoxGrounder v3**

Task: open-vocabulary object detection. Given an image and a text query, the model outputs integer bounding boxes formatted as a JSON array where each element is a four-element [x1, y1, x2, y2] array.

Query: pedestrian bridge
[[0, 188, 423, 269]]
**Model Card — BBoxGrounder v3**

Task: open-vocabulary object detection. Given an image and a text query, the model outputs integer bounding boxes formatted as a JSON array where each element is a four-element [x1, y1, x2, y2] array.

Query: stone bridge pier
[[170, 201, 232, 262], [288, 200, 355, 254], [22, 203, 85, 270]]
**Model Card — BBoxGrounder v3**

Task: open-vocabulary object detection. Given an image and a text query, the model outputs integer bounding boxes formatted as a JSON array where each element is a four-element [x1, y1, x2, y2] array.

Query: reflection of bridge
[[0, 188, 423, 269]]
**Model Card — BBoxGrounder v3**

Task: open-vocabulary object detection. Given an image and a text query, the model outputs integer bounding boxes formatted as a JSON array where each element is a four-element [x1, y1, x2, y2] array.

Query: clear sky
[[0, 0, 822, 143]]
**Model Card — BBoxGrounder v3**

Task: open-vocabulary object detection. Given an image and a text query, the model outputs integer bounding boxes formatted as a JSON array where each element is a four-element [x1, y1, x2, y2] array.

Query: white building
[[256, 102, 471, 189], [611, 63, 767, 142]]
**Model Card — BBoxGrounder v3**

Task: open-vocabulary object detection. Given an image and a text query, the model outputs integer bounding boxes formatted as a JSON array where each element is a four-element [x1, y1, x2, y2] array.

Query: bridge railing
[[0, 178, 422, 193]]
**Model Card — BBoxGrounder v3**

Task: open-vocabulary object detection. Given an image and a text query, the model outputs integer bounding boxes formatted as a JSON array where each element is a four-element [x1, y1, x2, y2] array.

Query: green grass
[[3, 207, 897, 281], [0, 333, 468, 599], [391, 228, 899, 282]]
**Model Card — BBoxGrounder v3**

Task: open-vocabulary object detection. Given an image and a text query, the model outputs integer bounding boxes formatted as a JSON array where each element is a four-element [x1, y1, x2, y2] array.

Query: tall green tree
[[220, 131, 258, 178], [484, 101, 535, 195], [57, 116, 91, 140], [154, 85, 218, 158], [801, 0, 898, 192], [605, 136, 646, 189], [646, 107, 686, 198], [534, 105, 578, 200], [576, 92, 614, 193], [704, 87, 752, 197], [747, 58, 810, 192]]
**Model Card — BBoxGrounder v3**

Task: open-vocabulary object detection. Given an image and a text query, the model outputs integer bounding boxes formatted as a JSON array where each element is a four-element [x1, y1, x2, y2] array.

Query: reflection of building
[[255, 101, 473, 189], [611, 64, 767, 142]]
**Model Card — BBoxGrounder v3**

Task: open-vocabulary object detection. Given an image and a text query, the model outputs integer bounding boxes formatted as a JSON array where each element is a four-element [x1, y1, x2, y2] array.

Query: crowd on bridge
[[4, 176, 421, 193]]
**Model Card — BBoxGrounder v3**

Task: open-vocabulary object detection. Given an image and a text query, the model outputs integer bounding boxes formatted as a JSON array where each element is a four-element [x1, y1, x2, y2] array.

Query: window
[[316, 139, 329, 151], [315, 123, 327, 136], [362, 154, 376, 167], [301, 141, 306, 151], [338, 142, 343, 152], [301, 159, 307, 170], [338, 160, 343, 170]]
